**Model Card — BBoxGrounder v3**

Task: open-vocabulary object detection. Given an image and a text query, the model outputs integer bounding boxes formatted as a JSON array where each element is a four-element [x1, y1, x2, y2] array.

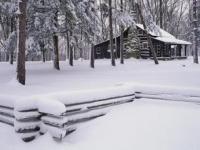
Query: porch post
[[185, 45, 187, 57], [174, 45, 177, 57], [161, 43, 163, 57], [177, 45, 181, 57]]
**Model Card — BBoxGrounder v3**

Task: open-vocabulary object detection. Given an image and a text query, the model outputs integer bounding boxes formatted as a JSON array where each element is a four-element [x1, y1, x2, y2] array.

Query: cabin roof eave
[[153, 37, 192, 45]]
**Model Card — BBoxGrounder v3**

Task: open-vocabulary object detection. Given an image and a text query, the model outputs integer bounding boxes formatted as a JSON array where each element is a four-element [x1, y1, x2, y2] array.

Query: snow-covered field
[[0, 57, 200, 97], [1, 99, 200, 150], [1, 58, 200, 150]]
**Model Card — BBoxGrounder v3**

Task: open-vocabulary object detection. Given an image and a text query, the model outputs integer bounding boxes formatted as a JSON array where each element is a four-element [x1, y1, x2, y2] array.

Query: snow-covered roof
[[136, 24, 192, 45], [153, 37, 192, 45]]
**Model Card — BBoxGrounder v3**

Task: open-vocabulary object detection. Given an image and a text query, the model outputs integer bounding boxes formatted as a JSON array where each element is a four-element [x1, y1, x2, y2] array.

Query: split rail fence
[[0, 86, 135, 142], [1, 85, 200, 142]]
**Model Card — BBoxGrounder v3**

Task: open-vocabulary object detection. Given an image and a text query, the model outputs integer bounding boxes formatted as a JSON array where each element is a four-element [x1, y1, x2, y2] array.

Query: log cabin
[[94, 24, 192, 60]]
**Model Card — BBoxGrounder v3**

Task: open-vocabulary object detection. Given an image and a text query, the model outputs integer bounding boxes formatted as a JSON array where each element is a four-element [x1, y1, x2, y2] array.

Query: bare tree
[[69, 44, 73, 66], [108, 0, 116, 66], [17, 0, 27, 85], [159, 0, 163, 28], [90, 44, 95, 68], [53, 11, 60, 70], [193, 0, 199, 64], [120, 0, 124, 64], [9, 17, 15, 65], [99, 0, 108, 41], [136, 2, 159, 65]]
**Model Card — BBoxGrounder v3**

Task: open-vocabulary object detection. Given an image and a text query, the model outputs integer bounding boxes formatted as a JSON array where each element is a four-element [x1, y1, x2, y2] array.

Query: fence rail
[[40, 93, 135, 140], [135, 91, 200, 104], [1, 85, 200, 142], [0, 89, 135, 142]]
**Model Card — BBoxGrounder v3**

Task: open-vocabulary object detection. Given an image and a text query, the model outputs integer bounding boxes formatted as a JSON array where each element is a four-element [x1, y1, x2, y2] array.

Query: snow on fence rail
[[0, 85, 135, 142], [1, 84, 200, 142], [0, 95, 15, 126], [38, 85, 135, 139], [0, 105, 14, 126], [134, 85, 200, 104], [15, 107, 41, 142], [0, 96, 41, 141], [40, 93, 135, 139]]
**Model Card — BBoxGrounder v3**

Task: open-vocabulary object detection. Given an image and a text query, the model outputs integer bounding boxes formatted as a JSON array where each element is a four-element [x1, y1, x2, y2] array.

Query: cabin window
[[143, 42, 148, 49]]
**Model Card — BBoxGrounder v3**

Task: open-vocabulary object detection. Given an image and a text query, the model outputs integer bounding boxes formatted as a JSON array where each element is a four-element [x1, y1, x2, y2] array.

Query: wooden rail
[[0, 105, 14, 126], [135, 92, 200, 104], [40, 94, 135, 140], [15, 108, 41, 142], [0, 93, 135, 142], [1, 87, 200, 142]]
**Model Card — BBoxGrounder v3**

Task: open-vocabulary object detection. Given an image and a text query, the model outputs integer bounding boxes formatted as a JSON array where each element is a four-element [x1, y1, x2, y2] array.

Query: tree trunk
[[66, 31, 70, 59], [40, 0, 45, 63], [108, 0, 116, 66], [10, 51, 14, 65], [69, 44, 73, 66], [80, 28, 83, 60], [42, 49, 46, 63], [193, 0, 199, 64], [53, 34, 60, 69], [90, 44, 95, 68], [114, 0, 118, 57], [159, 0, 163, 28], [136, 3, 159, 65], [120, 0, 124, 64], [10, 17, 14, 65], [17, 0, 27, 85], [39, 40, 46, 63], [53, 12, 60, 70], [100, 0, 107, 41]]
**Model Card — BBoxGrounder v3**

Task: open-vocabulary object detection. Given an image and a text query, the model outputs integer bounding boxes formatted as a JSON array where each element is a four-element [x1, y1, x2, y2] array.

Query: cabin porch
[[150, 38, 189, 60]]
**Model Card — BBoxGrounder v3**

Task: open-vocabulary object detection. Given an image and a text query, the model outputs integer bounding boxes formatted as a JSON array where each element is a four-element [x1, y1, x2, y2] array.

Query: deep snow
[[1, 99, 200, 150], [0, 57, 200, 97], [1, 58, 200, 150]]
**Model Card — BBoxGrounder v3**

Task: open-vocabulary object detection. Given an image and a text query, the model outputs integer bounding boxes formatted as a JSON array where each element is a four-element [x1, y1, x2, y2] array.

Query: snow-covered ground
[[1, 58, 200, 150], [1, 99, 200, 150], [0, 57, 200, 97]]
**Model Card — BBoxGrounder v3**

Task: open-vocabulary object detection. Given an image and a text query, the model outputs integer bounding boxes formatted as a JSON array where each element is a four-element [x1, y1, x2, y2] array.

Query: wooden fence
[[135, 91, 200, 104], [0, 105, 14, 126], [40, 94, 135, 140], [0, 92, 135, 142], [1, 85, 200, 142]]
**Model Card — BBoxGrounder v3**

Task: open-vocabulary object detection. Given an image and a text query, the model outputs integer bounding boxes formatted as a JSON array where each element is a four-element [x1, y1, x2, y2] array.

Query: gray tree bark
[[53, 11, 60, 70], [10, 17, 15, 65], [193, 0, 199, 64], [136, 2, 159, 65], [69, 44, 73, 66], [108, 0, 116, 66], [159, 0, 163, 28], [90, 44, 95, 68], [53, 34, 60, 69], [17, 0, 27, 85], [39, 41, 46, 63], [120, 0, 124, 64]]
